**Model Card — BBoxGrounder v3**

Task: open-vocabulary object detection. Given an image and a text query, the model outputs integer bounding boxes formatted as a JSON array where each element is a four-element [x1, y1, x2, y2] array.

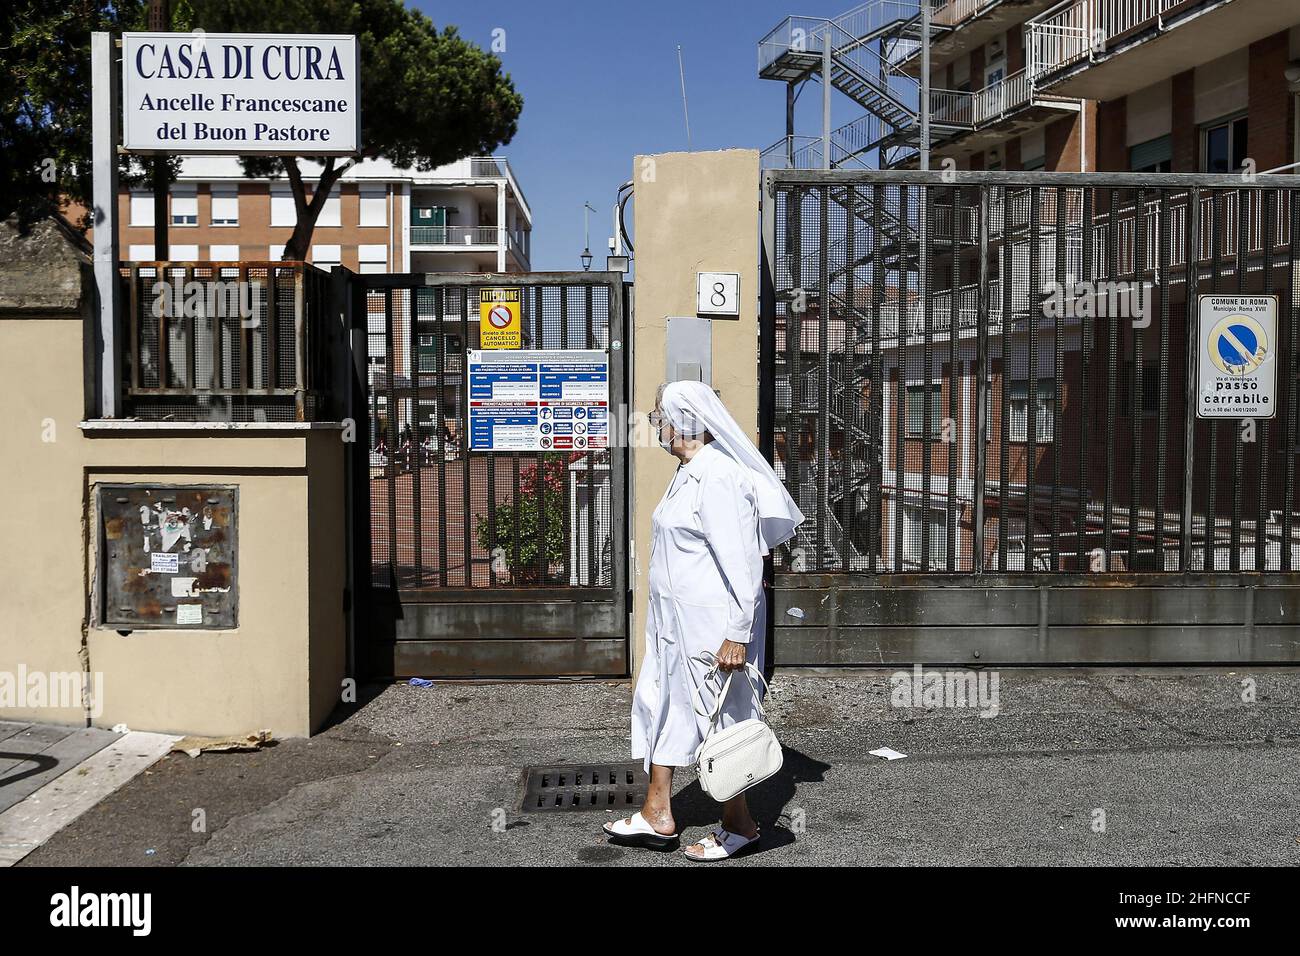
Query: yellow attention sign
[[479, 288, 522, 349]]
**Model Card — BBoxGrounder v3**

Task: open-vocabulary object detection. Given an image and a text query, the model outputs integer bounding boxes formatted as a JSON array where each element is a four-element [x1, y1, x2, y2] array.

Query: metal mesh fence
[[367, 280, 616, 591], [119, 262, 328, 421], [768, 176, 1300, 575]]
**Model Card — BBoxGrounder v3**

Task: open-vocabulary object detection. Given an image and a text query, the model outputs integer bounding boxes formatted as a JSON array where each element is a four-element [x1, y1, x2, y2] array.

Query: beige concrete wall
[[629, 150, 761, 677], [0, 314, 346, 737]]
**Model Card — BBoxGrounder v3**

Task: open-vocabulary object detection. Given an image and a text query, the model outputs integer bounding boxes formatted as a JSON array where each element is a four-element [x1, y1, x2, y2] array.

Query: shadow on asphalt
[[668, 747, 832, 853]]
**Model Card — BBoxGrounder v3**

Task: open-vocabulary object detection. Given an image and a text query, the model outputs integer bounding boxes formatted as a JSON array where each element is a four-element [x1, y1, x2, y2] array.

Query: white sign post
[[1196, 294, 1278, 420], [121, 32, 360, 155]]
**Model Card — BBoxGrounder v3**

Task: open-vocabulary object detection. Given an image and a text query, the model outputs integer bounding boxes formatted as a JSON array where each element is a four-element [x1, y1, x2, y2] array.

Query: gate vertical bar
[[1258, 189, 1274, 571], [1130, 187, 1146, 568], [973, 186, 990, 572], [1231, 188, 1247, 570], [409, 287, 423, 586], [947, 185, 960, 571], [435, 286, 449, 587], [895, 185, 909, 571], [921, 185, 934, 570], [1051, 187, 1065, 568], [817, 184, 831, 570], [1027, 188, 1040, 570], [1181, 187, 1202, 573], [1078, 187, 1094, 568], [842, 185, 858, 573], [1156, 190, 1171, 568], [1104, 187, 1118, 569], [586, 283, 596, 585], [999, 187, 1011, 570], [461, 287, 473, 586], [1285, 189, 1300, 571], [1206, 192, 1222, 570], [383, 287, 399, 586], [870, 185, 885, 574]]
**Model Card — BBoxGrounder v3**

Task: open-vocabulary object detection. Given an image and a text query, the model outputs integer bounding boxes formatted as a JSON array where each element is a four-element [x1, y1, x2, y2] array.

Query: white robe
[[631, 442, 767, 771]]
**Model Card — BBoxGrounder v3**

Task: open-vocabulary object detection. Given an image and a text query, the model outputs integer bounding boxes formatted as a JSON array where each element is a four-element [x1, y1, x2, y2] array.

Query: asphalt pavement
[[19, 667, 1300, 867]]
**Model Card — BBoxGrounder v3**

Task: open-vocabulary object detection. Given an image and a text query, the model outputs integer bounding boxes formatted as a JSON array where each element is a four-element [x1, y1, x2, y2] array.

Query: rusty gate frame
[[344, 270, 630, 679]]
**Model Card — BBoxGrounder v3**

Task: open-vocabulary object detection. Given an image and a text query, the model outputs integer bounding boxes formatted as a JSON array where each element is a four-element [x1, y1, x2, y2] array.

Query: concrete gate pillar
[[628, 149, 762, 677]]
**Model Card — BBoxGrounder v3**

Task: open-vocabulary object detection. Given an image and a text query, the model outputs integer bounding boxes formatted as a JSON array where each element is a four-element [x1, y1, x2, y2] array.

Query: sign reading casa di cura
[[121, 32, 360, 155]]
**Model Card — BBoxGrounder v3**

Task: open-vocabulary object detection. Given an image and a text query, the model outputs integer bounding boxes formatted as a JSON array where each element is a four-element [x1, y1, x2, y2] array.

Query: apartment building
[[115, 154, 532, 273], [759, 0, 1300, 175], [761, 1, 1300, 575]]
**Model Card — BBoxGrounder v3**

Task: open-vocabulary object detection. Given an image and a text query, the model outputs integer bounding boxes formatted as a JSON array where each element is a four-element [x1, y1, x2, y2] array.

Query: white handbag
[[690, 653, 784, 802]]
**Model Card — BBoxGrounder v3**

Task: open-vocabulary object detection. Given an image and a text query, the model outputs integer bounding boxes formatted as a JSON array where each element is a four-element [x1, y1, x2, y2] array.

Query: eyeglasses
[[648, 410, 666, 428]]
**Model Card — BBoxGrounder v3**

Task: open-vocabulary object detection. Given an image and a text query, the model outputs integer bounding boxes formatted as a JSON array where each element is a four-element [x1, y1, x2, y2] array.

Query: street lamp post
[[581, 202, 596, 270]]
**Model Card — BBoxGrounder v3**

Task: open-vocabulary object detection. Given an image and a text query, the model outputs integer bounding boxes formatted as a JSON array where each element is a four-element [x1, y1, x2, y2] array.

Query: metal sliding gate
[[354, 272, 628, 678], [760, 169, 1300, 664]]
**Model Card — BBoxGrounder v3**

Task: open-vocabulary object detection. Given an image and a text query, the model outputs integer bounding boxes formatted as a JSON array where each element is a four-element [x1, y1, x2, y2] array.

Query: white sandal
[[683, 826, 760, 861], [602, 811, 679, 849]]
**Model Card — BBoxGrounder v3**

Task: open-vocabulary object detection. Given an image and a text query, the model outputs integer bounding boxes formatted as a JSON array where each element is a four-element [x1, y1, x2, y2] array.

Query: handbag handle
[[688, 651, 769, 725]]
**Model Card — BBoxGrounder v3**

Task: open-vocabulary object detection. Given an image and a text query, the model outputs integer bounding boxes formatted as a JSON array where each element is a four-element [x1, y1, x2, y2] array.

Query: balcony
[[1026, 0, 1296, 100], [408, 224, 531, 271], [895, 0, 1060, 77]]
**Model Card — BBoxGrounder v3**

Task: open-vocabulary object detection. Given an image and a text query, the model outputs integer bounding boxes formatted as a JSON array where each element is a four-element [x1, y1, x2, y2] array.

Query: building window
[[268, 243, 286, 262], [170, 186, 197, 226], [359, 185, 387, 227], [1129, 134, 1171, 173], [1201, 115, 1248, 174], [315, 186, 341, 227], [902, 505, 947, 570], [210, 185, 239, 225], [270, 186, 295, 227], [127, 244, 154, 261], [1009, 379, 1054, 441], [358, 244, 388, 274], [208, 245, 239, 261], [311, 244, 341, 270], [169, 244, 199, 261], [905, 381, 942, 437], [129, 191, 154, 227]]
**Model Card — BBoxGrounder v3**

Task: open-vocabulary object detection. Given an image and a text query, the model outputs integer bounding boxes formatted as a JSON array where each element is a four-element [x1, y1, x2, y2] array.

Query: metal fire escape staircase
[[760, 1, 967, 568]]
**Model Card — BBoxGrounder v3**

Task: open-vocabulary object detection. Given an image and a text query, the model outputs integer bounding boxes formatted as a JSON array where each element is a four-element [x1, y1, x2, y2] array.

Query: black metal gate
[[352, 272, 628, 678], [761, 169, 1300, 664]]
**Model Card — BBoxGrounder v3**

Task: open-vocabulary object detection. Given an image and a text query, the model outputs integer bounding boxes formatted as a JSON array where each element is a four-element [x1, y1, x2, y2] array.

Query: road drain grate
[[519, 762, 648, 813]]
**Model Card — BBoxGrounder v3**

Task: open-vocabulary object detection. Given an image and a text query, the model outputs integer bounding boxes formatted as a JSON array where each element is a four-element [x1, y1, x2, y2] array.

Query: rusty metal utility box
[[96, 484, 238, 629]]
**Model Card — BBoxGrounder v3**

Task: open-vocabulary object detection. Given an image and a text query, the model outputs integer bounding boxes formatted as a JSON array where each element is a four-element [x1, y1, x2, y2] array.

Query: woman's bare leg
[[684, 792, 758, 858], [637, 764, 677, 834]]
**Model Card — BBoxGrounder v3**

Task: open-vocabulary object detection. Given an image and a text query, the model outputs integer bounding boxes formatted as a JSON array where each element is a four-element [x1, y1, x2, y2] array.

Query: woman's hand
[[716, 639, 747, 672]]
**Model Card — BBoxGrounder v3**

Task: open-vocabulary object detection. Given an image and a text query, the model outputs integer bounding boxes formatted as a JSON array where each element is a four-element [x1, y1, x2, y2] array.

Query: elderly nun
[[602, 380, 804, 861]]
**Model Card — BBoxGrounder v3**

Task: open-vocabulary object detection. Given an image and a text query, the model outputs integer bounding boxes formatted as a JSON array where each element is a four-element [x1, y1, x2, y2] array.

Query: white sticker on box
[[151, 552, 179, 574], [171, 577, 197, 598], [175, 604, 203, 625]]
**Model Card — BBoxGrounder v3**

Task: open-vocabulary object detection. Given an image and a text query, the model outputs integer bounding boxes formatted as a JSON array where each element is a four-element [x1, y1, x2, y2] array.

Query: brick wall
[[1097, 98, 1128, 171], [1171, 69, 1196, 171], [1248, 31, 1294, 173]]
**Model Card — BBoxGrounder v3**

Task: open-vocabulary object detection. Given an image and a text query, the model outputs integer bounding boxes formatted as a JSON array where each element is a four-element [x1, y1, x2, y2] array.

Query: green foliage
[[0, 0, 521, 245], [0, 1, 169, 230], [476, 456, 568, 584], [190, 0, 523, 256]]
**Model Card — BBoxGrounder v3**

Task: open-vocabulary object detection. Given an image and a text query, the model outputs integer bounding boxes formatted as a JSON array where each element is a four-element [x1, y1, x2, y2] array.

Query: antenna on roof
[[676, 44, 692, 151]]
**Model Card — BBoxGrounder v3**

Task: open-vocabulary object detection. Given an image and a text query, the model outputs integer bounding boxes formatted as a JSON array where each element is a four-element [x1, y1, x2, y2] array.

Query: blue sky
[[412, 0, 835, 271]]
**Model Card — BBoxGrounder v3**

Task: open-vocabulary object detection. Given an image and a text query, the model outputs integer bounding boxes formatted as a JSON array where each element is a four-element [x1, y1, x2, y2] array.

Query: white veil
[[659, 380, 805, 554]]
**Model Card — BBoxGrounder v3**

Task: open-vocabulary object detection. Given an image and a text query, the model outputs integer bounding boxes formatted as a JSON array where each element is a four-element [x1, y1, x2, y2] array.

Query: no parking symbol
[[1197, 294, 1277, 419]]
